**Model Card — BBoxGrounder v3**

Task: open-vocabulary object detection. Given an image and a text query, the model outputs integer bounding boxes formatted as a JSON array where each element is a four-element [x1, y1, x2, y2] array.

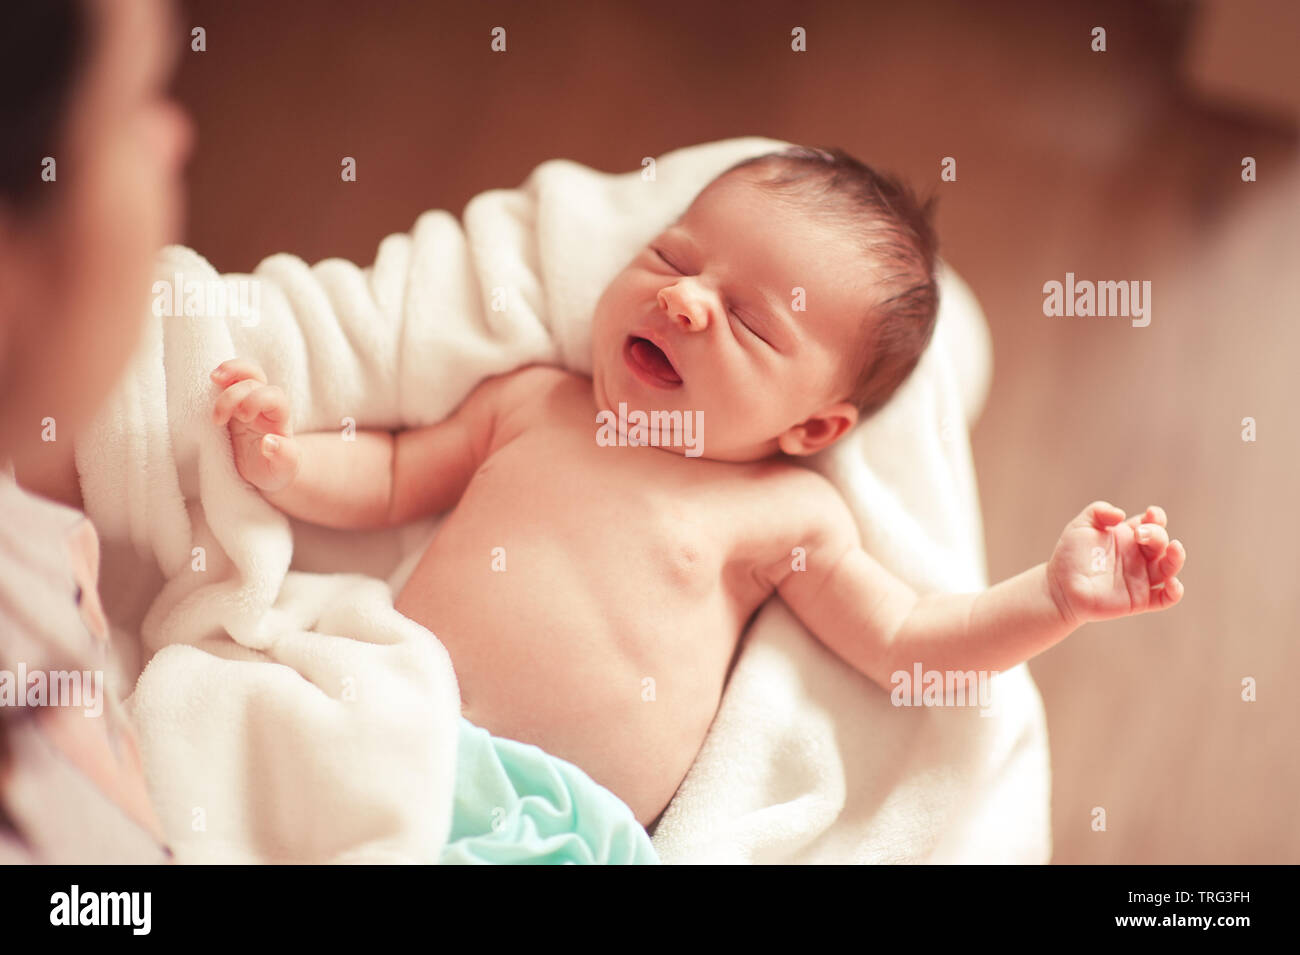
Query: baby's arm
[[210, 359, 501, 529], [764, 485, 1186, 689]]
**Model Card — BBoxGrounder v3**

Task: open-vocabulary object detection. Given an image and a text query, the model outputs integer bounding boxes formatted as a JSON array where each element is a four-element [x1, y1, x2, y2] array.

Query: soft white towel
[[77, 136, 1050, 864]]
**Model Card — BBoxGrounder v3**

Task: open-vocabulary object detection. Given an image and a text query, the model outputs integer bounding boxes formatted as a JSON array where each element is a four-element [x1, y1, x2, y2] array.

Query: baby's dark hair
[[714, 146, 940, 419]]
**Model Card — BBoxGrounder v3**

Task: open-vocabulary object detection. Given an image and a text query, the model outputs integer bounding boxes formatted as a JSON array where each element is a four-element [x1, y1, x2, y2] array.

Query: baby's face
[[591, 172, 870, 461]]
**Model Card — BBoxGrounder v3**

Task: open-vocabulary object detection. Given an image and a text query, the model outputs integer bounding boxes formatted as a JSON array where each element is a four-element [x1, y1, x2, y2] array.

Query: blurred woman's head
[[0, 0, 191, 469]]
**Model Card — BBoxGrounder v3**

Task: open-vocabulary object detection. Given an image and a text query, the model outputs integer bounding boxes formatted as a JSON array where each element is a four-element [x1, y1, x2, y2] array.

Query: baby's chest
[[472, 436, 739, 596]]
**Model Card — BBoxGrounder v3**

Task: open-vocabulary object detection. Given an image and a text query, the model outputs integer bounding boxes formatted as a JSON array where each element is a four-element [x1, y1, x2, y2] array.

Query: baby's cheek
[[591, 282, 628, 336]]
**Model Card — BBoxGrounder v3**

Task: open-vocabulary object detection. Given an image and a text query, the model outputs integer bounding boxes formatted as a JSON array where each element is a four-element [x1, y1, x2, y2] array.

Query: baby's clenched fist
[[210, 359, 300, 493]]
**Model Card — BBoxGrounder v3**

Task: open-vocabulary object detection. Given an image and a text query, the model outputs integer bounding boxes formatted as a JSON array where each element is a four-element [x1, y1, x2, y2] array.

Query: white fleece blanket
[[76, 136, 1051, 864]]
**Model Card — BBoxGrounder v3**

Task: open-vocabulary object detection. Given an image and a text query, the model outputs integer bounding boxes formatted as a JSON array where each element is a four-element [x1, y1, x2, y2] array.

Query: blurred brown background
[[171, 0, 1300, 863]]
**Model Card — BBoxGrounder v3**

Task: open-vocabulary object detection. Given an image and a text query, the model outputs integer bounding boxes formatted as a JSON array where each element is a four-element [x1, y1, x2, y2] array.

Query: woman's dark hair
[[0, 0, 90, 209]]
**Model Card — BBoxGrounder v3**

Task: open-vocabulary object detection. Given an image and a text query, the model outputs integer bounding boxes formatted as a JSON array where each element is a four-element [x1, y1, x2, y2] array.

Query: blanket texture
[[75, 137, 1051, 864]]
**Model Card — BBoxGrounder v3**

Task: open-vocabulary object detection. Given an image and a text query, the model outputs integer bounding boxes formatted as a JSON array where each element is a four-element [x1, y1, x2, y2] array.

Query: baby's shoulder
[[479, 362, 578, 405], [456, 363, 581, 456], [747, 458, 842, 497], [737, 460, 855, 537], [471, 362, 579, 422]]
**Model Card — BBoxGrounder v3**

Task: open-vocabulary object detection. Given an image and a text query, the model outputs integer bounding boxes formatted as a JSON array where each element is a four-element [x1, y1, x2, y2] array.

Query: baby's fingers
[[1135, 522, 1170, 559], [234, 384, 291, 431], [1079, 500, 1126, 530], [258, 434, 300, 491], [213, 378, 262, 428], [1153, 575, 1185, 609], [1126, 505, 1167, 531], [210, 358, 267, 388], [1152, 539, 1185, 583]]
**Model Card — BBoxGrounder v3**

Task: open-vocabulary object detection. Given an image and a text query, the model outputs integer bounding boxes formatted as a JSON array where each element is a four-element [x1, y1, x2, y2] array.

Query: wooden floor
[[172, 0, 1299, 862]]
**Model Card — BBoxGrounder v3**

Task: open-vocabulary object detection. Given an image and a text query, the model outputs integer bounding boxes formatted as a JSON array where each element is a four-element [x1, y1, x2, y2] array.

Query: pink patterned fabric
[[0, 468, 168, 863]]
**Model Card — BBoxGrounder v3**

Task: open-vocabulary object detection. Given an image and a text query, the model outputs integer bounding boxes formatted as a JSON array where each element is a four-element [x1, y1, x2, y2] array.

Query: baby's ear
[[777, 402, 858, 456]]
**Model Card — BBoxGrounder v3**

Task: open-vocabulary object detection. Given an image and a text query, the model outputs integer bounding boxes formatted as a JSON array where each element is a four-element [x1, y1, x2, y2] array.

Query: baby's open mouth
[[624, 335, 683, 388]]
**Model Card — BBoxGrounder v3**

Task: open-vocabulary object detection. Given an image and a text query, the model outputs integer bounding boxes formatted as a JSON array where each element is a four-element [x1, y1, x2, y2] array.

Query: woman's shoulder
[[0, 469, 169, 863], [0, 469, 95, 669]]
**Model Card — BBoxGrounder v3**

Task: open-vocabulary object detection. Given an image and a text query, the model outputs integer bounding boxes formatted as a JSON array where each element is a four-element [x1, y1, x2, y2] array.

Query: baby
[[210, 147, 1186, 828]]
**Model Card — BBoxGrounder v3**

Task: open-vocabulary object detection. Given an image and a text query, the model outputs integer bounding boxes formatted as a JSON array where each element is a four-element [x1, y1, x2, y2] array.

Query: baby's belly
[[393, 512, 741, 826]]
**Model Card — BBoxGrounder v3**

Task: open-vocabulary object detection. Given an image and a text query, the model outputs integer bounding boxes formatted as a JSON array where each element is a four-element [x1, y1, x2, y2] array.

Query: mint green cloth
[[438, 717, 659, 865]]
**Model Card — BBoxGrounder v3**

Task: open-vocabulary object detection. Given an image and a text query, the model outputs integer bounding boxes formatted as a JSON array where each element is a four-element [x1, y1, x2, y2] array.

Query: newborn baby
[[211, 146, 1186, 828]]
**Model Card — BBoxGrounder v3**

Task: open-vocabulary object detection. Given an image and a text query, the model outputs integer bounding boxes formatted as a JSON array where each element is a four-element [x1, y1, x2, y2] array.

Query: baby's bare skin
[[392, 368, 789, 825], [209, 168, 1187, 829]]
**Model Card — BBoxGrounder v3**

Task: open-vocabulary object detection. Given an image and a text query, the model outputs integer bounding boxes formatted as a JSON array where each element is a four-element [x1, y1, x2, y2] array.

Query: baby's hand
[[1047, 501, 1186, 627], [210, 359, 300, 493]]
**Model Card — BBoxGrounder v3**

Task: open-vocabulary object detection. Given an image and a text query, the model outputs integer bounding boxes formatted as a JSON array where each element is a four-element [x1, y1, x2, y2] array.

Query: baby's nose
[[658, 289, 708, 331]]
